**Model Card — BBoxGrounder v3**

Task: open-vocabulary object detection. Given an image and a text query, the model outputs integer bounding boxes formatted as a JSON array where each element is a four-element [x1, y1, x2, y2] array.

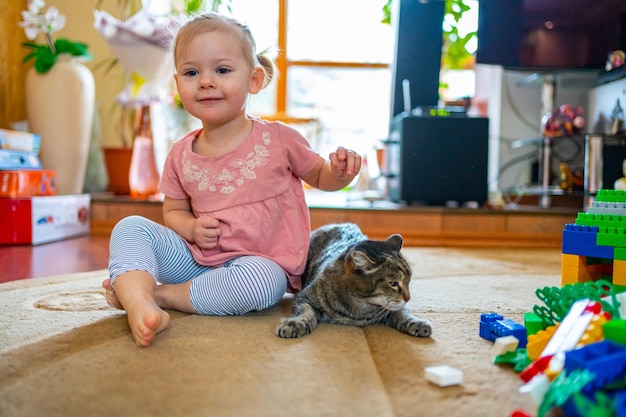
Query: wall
[[0, 2, 29, 129], [1, 0, 128, 148]]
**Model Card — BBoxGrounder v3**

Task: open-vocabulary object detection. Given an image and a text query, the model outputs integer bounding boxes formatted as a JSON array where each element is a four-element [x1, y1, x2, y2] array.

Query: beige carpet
[[0, 247, 562, 417]]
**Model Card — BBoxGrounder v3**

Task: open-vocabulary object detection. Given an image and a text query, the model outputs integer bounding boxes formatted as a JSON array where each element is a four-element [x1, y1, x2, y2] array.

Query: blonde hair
[[173, 13, 274, 89]]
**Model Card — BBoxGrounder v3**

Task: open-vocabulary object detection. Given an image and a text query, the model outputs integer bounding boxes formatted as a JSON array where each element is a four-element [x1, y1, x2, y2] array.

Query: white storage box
[[0, 194, 90, 245]]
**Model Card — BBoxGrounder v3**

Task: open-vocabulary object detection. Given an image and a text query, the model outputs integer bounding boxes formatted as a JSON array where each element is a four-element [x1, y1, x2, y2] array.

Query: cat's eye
[[389, 282, 400, 290]]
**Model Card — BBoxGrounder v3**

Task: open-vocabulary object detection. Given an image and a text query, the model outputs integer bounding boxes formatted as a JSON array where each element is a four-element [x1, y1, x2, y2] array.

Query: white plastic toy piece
[[541, 299, 592, 358], [425, 365, 463, 387], [493, 335, 519, 356]]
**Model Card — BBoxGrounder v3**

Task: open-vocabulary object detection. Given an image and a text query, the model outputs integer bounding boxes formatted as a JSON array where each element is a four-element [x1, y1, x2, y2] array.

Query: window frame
[[272, 0, 389, 118]]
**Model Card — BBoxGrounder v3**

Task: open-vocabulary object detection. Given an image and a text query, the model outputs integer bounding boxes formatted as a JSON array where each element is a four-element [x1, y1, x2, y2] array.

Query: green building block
[[523, 311, 544, 336], [596, 189, 626, 203], [596, 227, 626, 247], [575, 213, 626, 229], [615, 247, 626, 261], [603, 319, 626, 346]]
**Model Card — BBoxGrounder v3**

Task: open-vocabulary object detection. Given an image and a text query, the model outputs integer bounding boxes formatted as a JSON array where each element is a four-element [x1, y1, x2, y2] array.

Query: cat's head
[[344, 234, 412, 311]]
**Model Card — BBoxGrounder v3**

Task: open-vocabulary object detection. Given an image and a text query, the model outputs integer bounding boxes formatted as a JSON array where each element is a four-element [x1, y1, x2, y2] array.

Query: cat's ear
[[349, 250, 374, 270], [385, 234, 403, 251]]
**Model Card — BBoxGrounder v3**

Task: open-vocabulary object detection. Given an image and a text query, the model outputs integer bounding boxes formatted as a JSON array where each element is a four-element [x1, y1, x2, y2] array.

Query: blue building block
[[479, 312, 502, 341], [562, 224, 614, 258], [490, 319, 528, 348], [616, 390, 626, 417], [565, 340, 626, 394], [479, 313, 527, 347]]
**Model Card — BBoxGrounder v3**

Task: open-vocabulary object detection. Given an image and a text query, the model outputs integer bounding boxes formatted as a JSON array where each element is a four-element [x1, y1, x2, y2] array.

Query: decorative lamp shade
[[93, 9, 181, 106]]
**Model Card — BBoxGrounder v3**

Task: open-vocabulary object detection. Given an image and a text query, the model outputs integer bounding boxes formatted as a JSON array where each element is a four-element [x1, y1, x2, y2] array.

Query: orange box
[[0, 170, 57, 197]]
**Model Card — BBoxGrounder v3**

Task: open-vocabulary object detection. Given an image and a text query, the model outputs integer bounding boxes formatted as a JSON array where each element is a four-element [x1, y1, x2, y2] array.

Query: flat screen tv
[[476, 0, 626, 71]]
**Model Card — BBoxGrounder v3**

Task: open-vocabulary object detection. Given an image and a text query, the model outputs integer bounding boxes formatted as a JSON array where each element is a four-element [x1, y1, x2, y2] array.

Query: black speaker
[[386, 115, 489, 206], [390, 0, 444, 117]]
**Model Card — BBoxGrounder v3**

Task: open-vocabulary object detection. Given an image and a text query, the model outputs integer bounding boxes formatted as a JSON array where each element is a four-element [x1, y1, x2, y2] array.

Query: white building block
[[425, 365, 463, 387], [493, 335, 519, 356]]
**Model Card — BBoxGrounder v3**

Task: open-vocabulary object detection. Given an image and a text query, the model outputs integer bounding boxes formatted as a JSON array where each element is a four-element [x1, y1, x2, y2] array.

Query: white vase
[[26, 55, 95, 195]]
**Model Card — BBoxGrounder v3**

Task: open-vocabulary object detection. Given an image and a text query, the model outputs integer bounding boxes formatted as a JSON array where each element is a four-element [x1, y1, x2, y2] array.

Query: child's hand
[[192, 215, 221, 249], [329, 147, 362, 179]]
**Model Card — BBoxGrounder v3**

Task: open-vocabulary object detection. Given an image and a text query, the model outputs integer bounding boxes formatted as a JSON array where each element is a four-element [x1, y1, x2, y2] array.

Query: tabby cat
[[276, 223, 432, 338]]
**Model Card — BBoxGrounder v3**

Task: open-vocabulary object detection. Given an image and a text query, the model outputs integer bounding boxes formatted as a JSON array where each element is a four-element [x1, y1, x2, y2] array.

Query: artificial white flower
[[19, 10, 41, 40], [27, 0, 45, 14], [42, 7, 66, 34]]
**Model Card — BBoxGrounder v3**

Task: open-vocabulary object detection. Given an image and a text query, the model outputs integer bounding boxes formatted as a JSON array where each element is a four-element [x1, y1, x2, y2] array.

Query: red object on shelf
[[0, 194, 90, 245]]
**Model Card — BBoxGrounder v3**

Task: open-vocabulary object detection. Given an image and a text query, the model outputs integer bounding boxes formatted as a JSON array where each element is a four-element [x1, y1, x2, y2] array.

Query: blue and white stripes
[[109, 216, 287, 315]]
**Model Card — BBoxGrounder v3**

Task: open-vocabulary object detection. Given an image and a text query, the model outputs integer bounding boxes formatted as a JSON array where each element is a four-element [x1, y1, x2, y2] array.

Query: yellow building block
[[527, 325, 558, 360], [562, 253, 585, 268]]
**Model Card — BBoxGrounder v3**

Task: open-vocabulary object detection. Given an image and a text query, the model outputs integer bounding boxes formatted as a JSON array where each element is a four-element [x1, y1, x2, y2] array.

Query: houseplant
[[382, 0, 477, 103]]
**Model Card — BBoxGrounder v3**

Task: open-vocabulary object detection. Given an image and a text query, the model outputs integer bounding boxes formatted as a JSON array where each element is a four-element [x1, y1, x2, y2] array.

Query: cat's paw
[[276, 318, 313, 338], [405, 319, 433, 338]]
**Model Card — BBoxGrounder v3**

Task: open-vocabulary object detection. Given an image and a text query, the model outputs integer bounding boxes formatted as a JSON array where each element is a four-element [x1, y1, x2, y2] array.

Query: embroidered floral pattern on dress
[[182, 132, 272, 194]]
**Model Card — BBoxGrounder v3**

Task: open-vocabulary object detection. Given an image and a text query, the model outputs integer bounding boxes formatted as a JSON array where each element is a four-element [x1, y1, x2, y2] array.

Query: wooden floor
[[0, 192, 581, 284], [0, 236, 110, 284]]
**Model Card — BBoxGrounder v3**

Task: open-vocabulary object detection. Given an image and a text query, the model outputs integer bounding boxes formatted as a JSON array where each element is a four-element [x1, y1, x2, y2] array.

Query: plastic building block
[[510, 411, 534, 417], [596, 189, 626, 203], [491, 319, 528, 348], [479, 312, 503, 341], [535, 282, 618, 325], [524, 311, 544, 336], [564, 340, 626, 394], [538, 369, 596, 417], [494, 348, 531, 373], [576, 213, 626, 229], [518, 373, 551, 408], [615, 391, 626, 417], [527, 325, 558, 361], [597, 227, 626, 249], [493, 335, 520, 356], [520, 354, 553, 383], [541, 300, 594, 359], [603, 319, 626, 346], [587, 200, 626, 216], [562, 224, 615, 259], [424, 365, 463, 387], [613, 260, 626, 287], [602, 292, 626, 321]]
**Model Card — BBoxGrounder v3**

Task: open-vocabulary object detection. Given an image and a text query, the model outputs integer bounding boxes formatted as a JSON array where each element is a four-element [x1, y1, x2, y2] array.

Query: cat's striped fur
[[277, 223, 432, 338]]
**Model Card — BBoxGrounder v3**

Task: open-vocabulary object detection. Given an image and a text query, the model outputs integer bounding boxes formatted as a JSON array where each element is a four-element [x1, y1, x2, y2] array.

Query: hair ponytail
[[256, 54, 275, 89]]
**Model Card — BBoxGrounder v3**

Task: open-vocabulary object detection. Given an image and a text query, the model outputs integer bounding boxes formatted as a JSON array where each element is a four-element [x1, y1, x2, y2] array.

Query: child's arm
[[163, 196, 221, 249], [301, 147, 362, 191]]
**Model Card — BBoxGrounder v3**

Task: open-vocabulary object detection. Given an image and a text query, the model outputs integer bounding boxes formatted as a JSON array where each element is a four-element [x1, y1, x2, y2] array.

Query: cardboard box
[[0, 170, 57, 197], [0, 194, 90, 245], [0, 129, 41, 153]]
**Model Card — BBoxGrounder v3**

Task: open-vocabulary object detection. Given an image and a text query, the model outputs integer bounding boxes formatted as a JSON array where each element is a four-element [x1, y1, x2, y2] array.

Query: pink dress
[[159, 118, 322, 292]]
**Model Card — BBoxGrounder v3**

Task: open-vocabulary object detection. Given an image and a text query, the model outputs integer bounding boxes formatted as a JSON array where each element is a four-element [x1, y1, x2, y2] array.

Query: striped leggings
[[108, 215, 287, 315]]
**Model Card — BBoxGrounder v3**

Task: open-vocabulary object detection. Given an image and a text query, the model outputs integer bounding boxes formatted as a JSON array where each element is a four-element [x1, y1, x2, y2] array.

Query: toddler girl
[[103, 12, 362, 347]]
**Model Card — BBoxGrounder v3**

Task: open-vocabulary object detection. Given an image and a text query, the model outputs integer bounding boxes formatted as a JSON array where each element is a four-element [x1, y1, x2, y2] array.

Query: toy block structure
[[561, 190, 626, 289], [479, 313, 528, 348]]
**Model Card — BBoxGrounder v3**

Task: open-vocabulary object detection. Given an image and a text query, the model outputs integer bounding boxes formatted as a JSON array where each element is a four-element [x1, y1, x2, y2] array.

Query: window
[[225, 0, 393, 162]]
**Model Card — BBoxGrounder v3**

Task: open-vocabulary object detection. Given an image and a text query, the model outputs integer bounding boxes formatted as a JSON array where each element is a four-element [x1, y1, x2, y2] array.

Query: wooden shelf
[[90, 193, 577, 248]]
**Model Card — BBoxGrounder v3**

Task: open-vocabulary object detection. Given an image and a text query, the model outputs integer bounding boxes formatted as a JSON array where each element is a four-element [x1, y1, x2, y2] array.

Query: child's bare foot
[[124, 298, 171, 347], [102, 278, 124, 310], [105, 273, 171, 347]]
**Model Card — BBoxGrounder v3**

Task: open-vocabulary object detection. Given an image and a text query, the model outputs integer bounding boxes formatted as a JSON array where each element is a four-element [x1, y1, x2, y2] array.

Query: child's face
[[174, 30, 263, 125]]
